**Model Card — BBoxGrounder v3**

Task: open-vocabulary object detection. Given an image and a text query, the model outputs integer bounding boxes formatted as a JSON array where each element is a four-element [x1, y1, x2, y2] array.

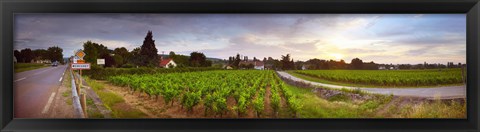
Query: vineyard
[[292, 69, 464, 87], [107, 70, 301, 117]]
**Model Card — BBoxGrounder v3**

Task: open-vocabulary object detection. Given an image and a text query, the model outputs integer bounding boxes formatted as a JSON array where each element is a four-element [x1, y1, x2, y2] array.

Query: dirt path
[[264, 86, 273, 117], [101, 81, 241, 118], [277, 71, 466, 99]]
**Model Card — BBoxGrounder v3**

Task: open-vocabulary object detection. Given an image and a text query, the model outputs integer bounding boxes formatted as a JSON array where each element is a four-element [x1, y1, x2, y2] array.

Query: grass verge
[[84, 77, 147, 118], [14, 63, 49, 73], [62, 69, 73, 105], [281, 76, 465, 118], [284, 83, 389, 118]]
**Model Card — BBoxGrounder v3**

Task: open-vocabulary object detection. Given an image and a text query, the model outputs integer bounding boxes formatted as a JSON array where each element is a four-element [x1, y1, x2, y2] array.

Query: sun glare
[[330, 53, 344, 60]]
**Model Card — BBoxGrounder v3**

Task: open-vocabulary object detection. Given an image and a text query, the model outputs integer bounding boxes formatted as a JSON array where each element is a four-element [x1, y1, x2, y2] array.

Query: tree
[[47, 46, 63, 63], [205, 60, 213, 67], [173, 55, 190, 68], [239, 63, 247, 69], [281, 54, 295, 70], [113, 54, 124, 67], [351, 58, 363, 69], [228, 56, 234, 65], [83, 41, 108, 65], [33, 49, 48, 61], [295, 61, 304, 70], [140, 31, 159, 67], [189, 52, 210, 67], [168, 51, 187, 67], [169, 51, 176, 58], [247, 63, 255, 69], [273, 59, 282, 70], [306, 58, 321, 69], [113, 47, 131, 66], [130, 47, 142, 66], [290, 59, 295, 70], [234, 53, 241, 68], [101, 53, 115, 67], [20, 48, 34, 63], [14, 50, 21, 61]]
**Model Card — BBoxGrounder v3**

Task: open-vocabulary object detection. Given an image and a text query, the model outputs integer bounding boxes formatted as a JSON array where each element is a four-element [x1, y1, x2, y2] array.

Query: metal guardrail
[[70, 68, 85, 118]]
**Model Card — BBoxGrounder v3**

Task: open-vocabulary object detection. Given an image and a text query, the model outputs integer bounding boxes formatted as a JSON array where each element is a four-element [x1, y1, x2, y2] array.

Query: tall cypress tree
[[140, 31, 159, 67]]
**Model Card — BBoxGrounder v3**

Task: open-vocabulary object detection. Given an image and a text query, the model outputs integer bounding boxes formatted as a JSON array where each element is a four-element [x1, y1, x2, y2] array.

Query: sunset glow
[[14, 14, 466, 64]]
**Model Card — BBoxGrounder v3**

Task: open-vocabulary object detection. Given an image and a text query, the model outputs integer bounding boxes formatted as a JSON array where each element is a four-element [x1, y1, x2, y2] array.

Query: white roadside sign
[[71, 63, 91, 70], [97, 59, 105, 65], [73, 56, 79, 63]]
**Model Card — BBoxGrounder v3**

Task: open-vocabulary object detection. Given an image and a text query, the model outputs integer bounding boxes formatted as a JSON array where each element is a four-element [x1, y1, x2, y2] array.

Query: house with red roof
[[159, 57, 177, 68], [253, 61, 265, 70]]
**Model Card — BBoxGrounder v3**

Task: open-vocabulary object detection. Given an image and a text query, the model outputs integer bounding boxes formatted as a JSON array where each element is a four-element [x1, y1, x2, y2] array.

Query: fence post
[[79, 69, 83, 88], [461, 65, 466, 85], [80, 93, 88, 118]]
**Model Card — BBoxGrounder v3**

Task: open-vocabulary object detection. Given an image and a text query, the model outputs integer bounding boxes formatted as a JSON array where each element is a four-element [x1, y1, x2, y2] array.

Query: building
[[301, 64, 311, 70], [239, 61, 265, 70], [378, 66, 386, 70], [35, 59, 51, 64], [159, 58, 177, 68], [254, 61, 265, 70], [264, 63, 274, 70], [223, 64, 234, 70]]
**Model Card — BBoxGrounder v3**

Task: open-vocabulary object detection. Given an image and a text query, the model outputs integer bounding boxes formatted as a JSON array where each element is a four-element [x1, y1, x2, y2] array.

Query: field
[[108, 70, 301, 117], [100, 70, 466, 118], [290, 69, 464, 87], [14, 63, 48, 73]]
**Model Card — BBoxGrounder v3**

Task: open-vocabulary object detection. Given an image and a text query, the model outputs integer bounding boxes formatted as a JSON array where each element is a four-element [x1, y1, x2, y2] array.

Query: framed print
[[1, 0, 479, 131]]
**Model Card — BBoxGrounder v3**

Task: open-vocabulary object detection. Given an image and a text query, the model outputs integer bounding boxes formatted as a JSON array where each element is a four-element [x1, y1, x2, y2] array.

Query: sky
[[14, 14, 466, 64]]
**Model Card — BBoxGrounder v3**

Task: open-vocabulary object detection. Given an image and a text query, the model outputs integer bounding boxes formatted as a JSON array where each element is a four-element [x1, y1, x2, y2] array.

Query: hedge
[[81, 65, 221, 80]]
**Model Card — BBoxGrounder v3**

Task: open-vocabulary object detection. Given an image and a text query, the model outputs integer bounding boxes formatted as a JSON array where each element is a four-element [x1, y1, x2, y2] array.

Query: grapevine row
[[108, 70, 300, 117]]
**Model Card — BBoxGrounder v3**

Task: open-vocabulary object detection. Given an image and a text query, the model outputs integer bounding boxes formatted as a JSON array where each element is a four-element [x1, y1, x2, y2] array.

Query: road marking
[[42, 92, 56, 114], [59, 77, 63, 82], [34, 68, 53, 75], [14, 77, 26, 82]]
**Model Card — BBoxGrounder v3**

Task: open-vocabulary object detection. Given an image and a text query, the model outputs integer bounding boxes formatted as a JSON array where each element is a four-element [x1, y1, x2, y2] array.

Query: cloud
[[345, 48, 386, 54], [13, 14, 466, 64]]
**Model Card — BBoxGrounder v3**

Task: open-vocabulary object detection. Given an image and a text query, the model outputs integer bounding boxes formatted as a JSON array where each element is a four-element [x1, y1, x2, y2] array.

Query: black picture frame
[[1, 0, 479, 132]]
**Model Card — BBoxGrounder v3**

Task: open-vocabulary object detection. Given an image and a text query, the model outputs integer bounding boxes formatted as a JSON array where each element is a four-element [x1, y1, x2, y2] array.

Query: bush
[[121, 63, 135, 68]]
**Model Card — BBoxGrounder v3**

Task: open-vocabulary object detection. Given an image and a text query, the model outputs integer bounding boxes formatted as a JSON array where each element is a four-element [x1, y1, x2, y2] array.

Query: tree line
[[82, 31, 212, 68], [224, 52, 459, 70], [226, 53, 296, 70], [14, 46, 64, 64]]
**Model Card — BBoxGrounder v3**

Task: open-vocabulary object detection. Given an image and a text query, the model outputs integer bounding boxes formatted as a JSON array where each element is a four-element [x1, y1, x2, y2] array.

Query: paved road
[[14, 65, 68, 118], [277, 71, 466, 99]]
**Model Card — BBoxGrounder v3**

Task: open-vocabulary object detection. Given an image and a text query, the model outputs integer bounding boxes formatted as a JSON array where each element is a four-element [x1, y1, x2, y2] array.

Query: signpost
[[71, 63, 91, 70], [76, 50, 86, 60], [71, 49, 90, 118], [76, 60, 85, 64]]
